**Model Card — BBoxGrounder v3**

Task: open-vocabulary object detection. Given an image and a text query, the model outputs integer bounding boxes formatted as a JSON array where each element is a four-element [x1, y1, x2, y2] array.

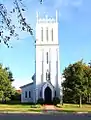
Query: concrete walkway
[[43, 105, 59, 113], [44, 105, 56, 110]]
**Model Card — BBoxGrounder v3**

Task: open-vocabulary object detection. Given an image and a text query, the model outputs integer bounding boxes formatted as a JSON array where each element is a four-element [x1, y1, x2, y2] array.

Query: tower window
[[46, 72, 47, 81], [40, 91, 42, 97], [46, 52, 48, 64], [51, 28, 53, 41], [25, 91, 27, 98], [29, 91, 31, 98], [46, 70, 50, 81], [41, 27, 43, 41], [55, 91, 56, 97], [46, 27, 48, 41]]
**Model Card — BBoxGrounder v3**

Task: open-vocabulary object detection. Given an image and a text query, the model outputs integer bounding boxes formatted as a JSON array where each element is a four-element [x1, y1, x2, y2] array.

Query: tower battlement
[[36, 11, 58, 23]]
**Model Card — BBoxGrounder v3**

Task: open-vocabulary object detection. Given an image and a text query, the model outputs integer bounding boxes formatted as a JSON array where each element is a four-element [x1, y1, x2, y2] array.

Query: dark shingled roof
[[20, 82, 33, 88]]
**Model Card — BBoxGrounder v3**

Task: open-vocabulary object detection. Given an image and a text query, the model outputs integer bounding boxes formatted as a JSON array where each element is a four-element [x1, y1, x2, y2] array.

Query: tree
[[62, 60, 88, 107], [0, 0, 43, 47], [84, 61, 91, 103], [0, 64, 15, 103], [11, 89, 21, 101], [4, 67, 14, 82]]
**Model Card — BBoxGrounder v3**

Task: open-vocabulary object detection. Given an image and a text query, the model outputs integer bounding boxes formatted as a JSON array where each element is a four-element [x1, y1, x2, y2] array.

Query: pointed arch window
[[46, 52, 48, 64], [40, 90, 42, 97], [46, 27, 48, 41], [51, 28, 53, 41], [25, 91, 27, 98], [29, 91, 31, 98], [55, 91, 56, 97], [41, 27, 43, 41], [46, 70, 50, 81]]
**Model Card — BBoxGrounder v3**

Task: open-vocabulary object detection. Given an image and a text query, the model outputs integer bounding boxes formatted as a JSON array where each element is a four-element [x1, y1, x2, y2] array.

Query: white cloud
[[0, 0, 83, 41]]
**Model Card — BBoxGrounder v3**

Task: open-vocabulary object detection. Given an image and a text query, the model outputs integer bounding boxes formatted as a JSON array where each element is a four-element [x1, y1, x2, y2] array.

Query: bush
[[56, 104, 62, 108], [37, 98, 44, 105], [11, 91, 21, 101], [53, 97, 60, 105], [30, 104, 41, 108]]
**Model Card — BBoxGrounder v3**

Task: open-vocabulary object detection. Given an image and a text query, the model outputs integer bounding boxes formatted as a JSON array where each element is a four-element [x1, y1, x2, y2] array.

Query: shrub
[[11, 91, 21, 101], [37, 98, 44, 105], [56, 104, 62, 108], [53, 97, 60, 105], [30, 104, 41, 108]]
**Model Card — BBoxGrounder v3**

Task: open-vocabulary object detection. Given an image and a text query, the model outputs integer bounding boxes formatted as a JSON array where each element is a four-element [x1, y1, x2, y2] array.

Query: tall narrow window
[[46, 27, 48, 41], [55, 91, 56, 97], [51, 28, 53, 41], [25, 91, 27, 98], [41, 27, 43, 41], [46, 52, 48, 64], [40, 91, 42, 97], [46, 70, 50, 81], [46, 72, 47, 81], [29, 91, 31, 98]]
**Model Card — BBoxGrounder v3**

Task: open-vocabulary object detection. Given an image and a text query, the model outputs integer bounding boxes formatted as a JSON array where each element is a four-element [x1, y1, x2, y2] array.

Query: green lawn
[[0, 104, 43, 113], [56, 104, 91, 112], [0, 103, 91, 113]]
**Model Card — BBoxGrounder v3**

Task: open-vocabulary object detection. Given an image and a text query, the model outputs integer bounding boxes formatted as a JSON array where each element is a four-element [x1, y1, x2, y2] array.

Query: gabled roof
[[20, 82, 33, 89]]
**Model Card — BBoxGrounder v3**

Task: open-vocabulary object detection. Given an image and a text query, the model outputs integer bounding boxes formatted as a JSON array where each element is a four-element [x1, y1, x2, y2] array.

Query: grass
[[0, 103, 43, 113], [56, 104, 91, 112], [0, 102, 91, 113]]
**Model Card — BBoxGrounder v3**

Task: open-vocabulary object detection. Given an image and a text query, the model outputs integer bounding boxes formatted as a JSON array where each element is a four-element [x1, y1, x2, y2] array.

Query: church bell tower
[[35, 11, 61, 102]]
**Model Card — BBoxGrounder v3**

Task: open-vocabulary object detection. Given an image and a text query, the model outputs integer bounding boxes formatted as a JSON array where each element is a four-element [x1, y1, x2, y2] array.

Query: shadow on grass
[[0, 109, 42, 113], [57, 109, 91, 113], [1, 101, 36, 105]]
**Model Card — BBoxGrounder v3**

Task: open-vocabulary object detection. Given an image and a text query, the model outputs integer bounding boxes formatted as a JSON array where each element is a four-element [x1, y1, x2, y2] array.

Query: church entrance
[[44, 87, 52, 104]]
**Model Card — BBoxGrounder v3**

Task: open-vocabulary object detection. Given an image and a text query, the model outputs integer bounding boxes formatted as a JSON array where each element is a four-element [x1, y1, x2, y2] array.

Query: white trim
[[42, 82, 54, 100]]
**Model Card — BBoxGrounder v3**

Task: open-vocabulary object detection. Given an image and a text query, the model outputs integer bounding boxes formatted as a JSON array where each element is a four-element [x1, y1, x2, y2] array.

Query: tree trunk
[[87, 95, 88, 103], [88, 94, 90, 103], [60, 95, 63, 106], [61, 99, 63, 106], [87, 94, 91, 104], [79, 95, 82, 107]]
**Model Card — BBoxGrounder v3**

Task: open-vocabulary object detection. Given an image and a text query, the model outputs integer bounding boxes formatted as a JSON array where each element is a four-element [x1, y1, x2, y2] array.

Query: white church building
[[20, 11, 63, 104]]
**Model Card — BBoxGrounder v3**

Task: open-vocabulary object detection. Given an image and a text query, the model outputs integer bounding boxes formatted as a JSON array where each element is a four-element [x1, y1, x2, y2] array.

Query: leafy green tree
[[84, 61, 91, 103], [0, 64, 15, 103], [4, 67, 14, 82], [62, 60, 88, 107], [11, 90, 21, 101]]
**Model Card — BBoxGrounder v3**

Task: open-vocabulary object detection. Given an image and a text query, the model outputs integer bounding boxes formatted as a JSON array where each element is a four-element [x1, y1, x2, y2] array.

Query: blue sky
[[0, 0, 91, 89]]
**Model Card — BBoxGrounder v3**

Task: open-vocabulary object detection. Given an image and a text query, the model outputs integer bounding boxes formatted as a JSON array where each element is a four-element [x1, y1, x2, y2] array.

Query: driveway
[[0, 113, 91, 120]]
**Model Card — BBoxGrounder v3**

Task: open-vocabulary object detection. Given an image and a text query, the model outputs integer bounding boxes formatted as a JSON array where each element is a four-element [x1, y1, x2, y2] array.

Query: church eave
[[20, 82, 33, 89]]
